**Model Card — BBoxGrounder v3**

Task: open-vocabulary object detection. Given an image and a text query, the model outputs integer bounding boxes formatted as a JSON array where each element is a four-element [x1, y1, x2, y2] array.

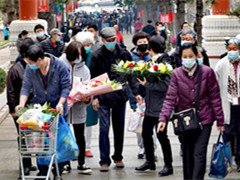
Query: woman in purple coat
[[157, 43, 224, 180]]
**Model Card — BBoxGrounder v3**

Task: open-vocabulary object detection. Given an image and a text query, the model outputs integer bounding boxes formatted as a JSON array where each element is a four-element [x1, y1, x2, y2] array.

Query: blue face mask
[[228, 51, 239, 61], [37, 32, 44, 38], [104, 41, 116, 50], [56, 35, 61, 42], [28, 64, 39, 70], [84, 47, 91, 54], [182, 58, 196, 69], [198, 58, 203, 65], [74, 56, 82, 64], [181, 40, 192, 46]]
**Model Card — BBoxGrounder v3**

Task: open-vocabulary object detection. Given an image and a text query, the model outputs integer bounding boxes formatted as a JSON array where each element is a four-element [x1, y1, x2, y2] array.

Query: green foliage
[[0, 0, 7, 13], [227, 3, 240, 19], [0, 67, 6, 94], [205, 0, 215, 6]]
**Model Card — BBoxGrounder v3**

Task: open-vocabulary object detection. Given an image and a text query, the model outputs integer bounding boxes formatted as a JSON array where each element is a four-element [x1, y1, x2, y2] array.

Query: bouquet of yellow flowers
[[112, 60, 173, 79]]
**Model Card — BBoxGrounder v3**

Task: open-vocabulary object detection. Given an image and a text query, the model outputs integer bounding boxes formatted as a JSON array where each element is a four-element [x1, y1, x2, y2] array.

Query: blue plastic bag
[[208, 132, 232, 179], [38, 115, 79, 165]]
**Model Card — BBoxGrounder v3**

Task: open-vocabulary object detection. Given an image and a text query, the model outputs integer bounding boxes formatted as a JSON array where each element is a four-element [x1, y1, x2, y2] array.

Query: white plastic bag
[[128, 102, 145, 133]]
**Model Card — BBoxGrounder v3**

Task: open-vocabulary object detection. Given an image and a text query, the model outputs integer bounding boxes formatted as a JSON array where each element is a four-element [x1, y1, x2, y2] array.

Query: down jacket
[[159, 64, 224, 126]]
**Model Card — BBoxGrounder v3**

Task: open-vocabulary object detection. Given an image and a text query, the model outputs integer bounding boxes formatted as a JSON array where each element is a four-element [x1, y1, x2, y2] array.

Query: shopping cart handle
[[20, 125, 29, 130], [42, 125, 50, 130]]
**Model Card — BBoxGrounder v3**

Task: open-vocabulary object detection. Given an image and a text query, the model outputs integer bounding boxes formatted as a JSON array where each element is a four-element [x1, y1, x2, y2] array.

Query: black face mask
[[138, 44, 148, 53]]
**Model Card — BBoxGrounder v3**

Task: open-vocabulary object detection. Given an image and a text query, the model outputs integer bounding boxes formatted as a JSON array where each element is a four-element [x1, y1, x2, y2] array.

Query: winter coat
[[215, 56, 238, 124], [40, 38, 64, 57], [7, 60, 32, 113], [21, 53, 71, 118], [159, 64, 224, 126], [60, 53, 90, 124], [90, 44, 139, 107]]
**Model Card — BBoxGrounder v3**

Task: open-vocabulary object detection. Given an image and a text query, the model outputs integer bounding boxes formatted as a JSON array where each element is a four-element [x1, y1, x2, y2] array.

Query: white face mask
[[74, 56, 82, 64]]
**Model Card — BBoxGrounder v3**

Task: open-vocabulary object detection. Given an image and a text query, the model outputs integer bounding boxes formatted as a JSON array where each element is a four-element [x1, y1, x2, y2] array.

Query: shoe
[[158, 165, 173, 176], [237, 165, 240, 172], [78, 164, 92, 174], [24, 167, 30, 175], [138, 154, 145, 159], [114, 160, 125, 168], [85, 150, 93, 157], [30, 166, 37, 171], [62, 165, 71, 174], [100, 164, 109, 172], [135, 161, 156, 171]]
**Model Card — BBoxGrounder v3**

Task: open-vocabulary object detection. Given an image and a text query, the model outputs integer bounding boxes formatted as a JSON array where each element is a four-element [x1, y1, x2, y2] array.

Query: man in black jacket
[[90, 27, 141, 172], [40, 28, 64, 57], [7, 38, 36, 175]]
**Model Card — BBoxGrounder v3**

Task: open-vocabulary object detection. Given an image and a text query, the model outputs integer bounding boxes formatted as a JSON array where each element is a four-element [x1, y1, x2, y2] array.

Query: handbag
[[128, 102, 145, 134], [171, 65, 202, 135], [208, 132, 232, 179]]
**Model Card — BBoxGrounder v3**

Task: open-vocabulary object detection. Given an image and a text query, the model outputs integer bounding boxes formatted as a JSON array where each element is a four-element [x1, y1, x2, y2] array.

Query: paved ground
[[0, 33, 240, 180]]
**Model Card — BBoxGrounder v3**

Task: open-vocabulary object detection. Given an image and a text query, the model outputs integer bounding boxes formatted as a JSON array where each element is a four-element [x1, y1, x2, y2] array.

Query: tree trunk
[[196, 0, 203, 45], [5, 0, 15, 23], [176, 0, 185, 33]]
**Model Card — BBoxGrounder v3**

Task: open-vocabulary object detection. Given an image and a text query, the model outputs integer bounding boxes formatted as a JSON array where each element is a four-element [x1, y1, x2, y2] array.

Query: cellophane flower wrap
[[68, 73, 123, 109], [112, 60, 173, 79]]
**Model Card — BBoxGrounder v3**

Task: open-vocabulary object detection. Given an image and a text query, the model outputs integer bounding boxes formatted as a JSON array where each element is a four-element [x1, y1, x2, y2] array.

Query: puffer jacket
[[159, 64, 224, 126]]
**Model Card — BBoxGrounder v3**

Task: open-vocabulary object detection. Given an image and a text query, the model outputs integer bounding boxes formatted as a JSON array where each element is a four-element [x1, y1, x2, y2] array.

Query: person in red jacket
[[113, 24, 125, 48], [158, 43, 224, 180]]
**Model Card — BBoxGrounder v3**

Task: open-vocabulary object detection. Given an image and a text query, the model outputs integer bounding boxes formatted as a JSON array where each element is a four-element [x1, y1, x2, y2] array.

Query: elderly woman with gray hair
[[75, 31, 99, 158], [215, 38, 240, 172]]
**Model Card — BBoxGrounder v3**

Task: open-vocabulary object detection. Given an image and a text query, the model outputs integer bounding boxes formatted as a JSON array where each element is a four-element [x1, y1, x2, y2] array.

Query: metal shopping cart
[[18, 115, 60, 180]]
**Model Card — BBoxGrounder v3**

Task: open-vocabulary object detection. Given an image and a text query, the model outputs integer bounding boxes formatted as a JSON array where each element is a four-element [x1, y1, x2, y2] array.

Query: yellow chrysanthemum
[[123, 61, 130, 69], [159, 63, 167, 73]]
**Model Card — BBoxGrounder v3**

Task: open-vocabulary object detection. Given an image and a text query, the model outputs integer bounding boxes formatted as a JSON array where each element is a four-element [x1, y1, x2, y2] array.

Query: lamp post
[[202, 0, 240, 68]]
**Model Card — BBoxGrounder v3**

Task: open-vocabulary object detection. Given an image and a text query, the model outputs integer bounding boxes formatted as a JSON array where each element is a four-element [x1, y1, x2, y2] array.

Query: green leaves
[[0, 67, 6, 94]]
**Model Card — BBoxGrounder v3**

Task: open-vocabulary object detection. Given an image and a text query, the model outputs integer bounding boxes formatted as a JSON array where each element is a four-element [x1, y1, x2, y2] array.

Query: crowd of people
[[6, 17, 240, 180]]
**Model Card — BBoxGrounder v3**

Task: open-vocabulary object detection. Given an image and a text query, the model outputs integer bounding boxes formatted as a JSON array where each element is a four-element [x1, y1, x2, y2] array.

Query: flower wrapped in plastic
[[68, 73, 123, 108], [112, 60, 173, 79]]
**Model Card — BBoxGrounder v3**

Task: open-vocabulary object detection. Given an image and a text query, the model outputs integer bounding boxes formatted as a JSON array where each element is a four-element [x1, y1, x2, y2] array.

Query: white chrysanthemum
[[166, 64, 173, 71], [34, 104, 42, 109], [149, 66, 155, 73], [118, 60, 124, 67]]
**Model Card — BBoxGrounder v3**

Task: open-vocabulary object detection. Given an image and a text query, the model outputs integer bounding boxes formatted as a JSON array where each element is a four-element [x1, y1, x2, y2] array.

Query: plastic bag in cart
[[38, 115, 79, 165]]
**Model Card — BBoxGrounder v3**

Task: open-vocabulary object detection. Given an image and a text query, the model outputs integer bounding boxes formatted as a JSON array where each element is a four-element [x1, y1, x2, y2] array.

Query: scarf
[[227, 60, 240, 103], [182, 63, 197, 77]]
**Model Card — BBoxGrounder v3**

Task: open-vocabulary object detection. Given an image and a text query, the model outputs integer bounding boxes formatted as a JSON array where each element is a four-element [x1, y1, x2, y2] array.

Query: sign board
[[38, 0, 49, 12]]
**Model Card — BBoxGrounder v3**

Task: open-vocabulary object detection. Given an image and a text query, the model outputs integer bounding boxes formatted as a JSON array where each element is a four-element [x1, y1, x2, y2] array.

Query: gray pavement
[[0, 33, 240, 180]]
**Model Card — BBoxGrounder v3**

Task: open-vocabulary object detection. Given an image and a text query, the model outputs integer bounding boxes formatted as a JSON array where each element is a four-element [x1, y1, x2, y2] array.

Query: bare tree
[[195, 0, 203, 45], [5, 0, 16, 23]]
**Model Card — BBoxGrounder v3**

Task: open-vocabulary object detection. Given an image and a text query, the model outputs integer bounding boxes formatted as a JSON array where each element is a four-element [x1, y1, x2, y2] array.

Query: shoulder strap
[[195, 65, 202, 110]]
